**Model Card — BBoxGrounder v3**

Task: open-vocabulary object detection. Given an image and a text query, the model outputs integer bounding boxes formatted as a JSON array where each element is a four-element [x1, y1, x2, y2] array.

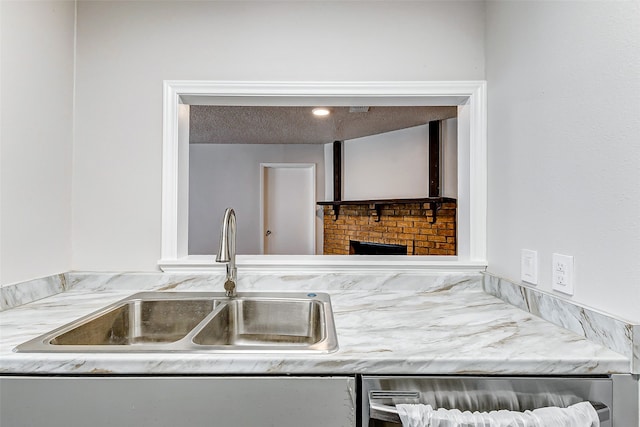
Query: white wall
[[189, 143, 325, 255], [329, 121, 457, 201], [71, 0, 486, 271], [485, 1, 640, 322], [0, 1, 75, 286], [441, 118, 458, 199], [343, 125, 430, 200]]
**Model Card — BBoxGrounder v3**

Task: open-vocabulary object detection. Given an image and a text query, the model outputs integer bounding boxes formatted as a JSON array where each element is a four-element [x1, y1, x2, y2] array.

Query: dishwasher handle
[[369, 400, 611, 424]]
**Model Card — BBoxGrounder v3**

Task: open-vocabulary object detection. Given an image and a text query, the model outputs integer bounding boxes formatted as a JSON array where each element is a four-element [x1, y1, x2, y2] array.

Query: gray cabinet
[[0, 376, 356, 427]]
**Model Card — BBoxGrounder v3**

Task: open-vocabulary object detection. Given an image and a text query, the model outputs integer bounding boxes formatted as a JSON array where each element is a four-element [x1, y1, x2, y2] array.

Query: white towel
[[396, 401, 599, 427]]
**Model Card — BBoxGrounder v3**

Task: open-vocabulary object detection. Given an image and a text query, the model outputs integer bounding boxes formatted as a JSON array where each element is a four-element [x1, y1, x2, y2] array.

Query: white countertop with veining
[[0, 273, 630, 375]]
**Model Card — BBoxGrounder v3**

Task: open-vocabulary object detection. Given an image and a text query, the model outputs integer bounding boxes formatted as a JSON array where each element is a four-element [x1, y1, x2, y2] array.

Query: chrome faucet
[[216, 208, 237, 297]]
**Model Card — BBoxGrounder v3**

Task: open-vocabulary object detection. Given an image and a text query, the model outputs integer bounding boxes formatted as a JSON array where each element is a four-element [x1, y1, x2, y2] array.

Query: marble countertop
[[0, 273, 630, 375]]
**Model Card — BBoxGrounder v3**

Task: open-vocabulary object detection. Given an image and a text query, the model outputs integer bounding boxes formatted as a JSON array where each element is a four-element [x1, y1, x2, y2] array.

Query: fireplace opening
[[349, 240, 408, 255]]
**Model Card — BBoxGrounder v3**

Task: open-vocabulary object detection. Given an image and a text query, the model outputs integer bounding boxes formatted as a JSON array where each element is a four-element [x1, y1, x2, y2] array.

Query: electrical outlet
[[520, 249, 538, 285], [552, 253, 574, 295]]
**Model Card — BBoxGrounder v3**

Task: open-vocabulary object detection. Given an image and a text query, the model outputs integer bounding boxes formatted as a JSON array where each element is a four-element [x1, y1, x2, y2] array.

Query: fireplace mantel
[[317, 197, 456, 222]]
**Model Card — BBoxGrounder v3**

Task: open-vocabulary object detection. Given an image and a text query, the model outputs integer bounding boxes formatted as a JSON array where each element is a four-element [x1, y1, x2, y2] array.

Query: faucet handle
[[224, 279, 236, 297]]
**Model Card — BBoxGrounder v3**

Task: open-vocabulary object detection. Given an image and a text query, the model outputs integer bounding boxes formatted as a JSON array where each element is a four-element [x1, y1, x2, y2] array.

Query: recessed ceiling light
[[312, 107, 330, 117]]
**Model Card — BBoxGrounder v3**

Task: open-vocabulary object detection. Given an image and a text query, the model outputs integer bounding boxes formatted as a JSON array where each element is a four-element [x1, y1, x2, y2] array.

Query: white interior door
[[261, 164, 316, 255]]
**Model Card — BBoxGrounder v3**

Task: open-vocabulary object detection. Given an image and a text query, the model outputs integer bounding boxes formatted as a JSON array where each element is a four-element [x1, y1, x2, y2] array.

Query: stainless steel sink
[[15, 292, 338, 353], [49, 298, 217, 346], [193, 299, 325, 348]]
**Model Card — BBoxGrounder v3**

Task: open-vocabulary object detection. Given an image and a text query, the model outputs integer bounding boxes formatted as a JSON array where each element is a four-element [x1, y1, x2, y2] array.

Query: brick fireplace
[[321, 201, 456, 255]]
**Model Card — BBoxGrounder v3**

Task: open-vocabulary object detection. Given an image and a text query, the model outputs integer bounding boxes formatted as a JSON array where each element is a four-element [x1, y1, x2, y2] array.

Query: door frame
[[259, 163, 317, 255]]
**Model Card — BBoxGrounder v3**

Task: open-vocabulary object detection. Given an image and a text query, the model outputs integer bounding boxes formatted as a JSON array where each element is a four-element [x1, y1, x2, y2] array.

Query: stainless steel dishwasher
[[360, 375, 638, 426]]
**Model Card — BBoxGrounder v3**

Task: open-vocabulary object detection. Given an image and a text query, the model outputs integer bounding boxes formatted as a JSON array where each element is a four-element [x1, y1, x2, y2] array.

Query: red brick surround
[[322, 201, 456, 255]]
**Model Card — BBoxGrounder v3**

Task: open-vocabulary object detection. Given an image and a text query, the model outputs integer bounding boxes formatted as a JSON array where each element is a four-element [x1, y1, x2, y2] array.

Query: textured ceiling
[[189, 106, 458, 144]]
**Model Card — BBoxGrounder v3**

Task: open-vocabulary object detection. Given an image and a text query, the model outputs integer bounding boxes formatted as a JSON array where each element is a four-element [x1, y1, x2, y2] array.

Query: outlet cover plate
[[552, 253, 574, 295], [521, 249, 538, 285]]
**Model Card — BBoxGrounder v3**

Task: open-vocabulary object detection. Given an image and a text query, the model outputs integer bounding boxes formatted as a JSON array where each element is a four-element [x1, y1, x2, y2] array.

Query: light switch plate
[[520, 249, 538, 285], [552, 253, 574, 295]]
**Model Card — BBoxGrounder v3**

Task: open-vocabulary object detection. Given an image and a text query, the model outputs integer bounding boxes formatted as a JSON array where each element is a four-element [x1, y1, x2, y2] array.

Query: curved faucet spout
[[216, 208, 237, 297]]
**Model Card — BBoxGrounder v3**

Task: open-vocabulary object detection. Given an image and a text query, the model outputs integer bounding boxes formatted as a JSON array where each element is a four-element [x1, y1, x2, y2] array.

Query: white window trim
[[159, 81, 487, 274]]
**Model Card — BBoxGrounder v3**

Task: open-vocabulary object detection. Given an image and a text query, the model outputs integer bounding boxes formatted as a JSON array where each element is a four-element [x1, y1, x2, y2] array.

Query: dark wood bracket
[[331, 203, 341, 221], [369, 204, 382, 222], [428, 201, 442, 224]]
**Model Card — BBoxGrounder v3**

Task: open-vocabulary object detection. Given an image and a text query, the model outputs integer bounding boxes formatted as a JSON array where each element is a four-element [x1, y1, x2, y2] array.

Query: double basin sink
[[16, 292, 338, 353]]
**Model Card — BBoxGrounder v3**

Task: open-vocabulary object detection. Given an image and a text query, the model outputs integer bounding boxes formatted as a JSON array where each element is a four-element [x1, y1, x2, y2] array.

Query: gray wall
[[3, 0, 639, 322], [189, 144, 325, 255], [71, 0, 486, 271], [485, 1, 640, 322], [0, 1, 74, 286]]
